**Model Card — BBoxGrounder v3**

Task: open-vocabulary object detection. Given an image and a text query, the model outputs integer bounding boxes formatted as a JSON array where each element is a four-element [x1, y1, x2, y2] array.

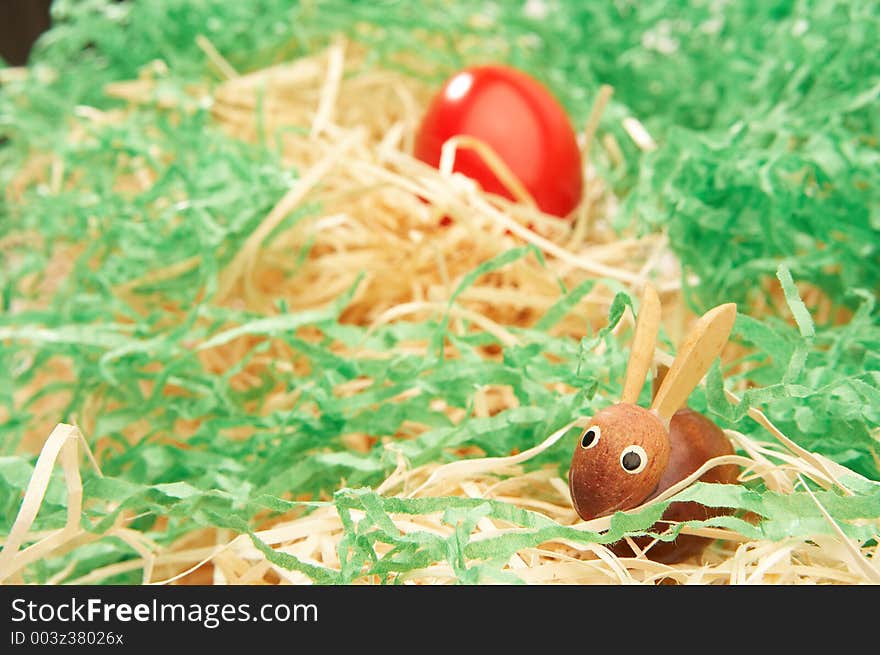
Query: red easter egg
[[414, 65, 583, 218]]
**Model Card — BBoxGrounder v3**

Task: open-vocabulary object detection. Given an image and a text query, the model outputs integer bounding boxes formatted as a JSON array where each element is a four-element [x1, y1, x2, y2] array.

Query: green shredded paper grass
[[1, 0, 879, 584]]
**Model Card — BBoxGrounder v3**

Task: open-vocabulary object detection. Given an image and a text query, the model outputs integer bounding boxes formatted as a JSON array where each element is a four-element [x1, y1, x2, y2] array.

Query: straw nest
[[2, 39, 878, 585]]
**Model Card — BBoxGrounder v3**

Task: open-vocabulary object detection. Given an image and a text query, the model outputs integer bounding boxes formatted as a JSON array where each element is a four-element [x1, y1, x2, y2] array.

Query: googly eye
[[620, 445, 647, 474], [580, 426, 601, 449]]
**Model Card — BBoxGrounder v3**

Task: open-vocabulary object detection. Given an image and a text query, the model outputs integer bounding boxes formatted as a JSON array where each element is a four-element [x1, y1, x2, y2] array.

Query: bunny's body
[[568, 286, 741, 563], [610, 404, 739, 562]]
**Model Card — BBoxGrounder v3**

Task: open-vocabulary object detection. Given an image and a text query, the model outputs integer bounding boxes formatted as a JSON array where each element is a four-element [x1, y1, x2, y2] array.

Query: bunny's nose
[[568, 467, 605, 521]]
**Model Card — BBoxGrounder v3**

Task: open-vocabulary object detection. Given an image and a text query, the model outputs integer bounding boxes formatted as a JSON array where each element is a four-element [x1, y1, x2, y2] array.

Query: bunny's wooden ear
[[621, 284, 661, 405], [651, 302, 737, 422]]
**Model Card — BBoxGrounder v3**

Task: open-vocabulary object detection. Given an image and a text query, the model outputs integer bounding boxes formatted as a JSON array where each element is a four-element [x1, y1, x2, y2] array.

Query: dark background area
[[0, 0, 53, 65]]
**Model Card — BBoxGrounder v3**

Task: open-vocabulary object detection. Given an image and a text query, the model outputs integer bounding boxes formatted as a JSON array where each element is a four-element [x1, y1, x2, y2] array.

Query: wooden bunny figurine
[[569, 285, 740, 563]]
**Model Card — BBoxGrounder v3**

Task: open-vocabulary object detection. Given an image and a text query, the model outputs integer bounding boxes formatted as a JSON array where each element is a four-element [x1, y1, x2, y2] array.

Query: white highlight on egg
[[445, 72, 474, 102]]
